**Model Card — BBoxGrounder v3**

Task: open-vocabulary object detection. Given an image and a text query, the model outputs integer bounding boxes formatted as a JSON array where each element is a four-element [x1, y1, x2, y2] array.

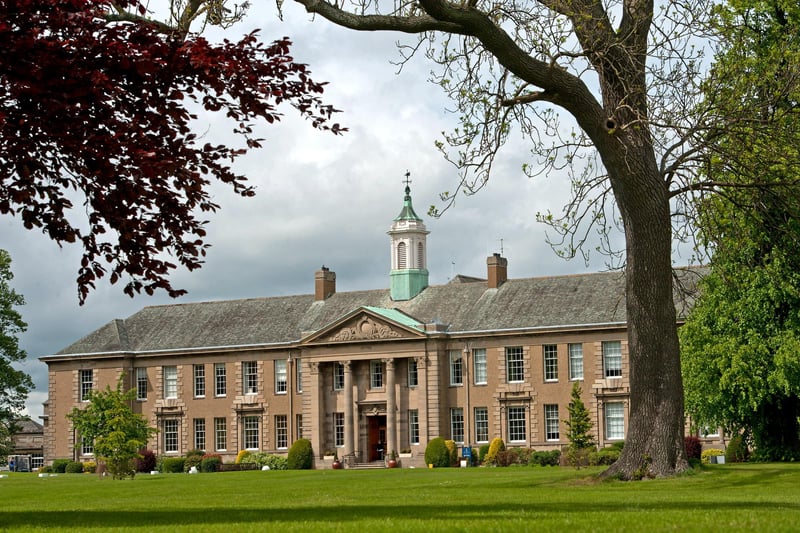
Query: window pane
[[194, 365, 205, 398], [214, 417, 227, 452], [450, 408, 464, 443], [506, 347, 524, 383], [296, 359, 303, 393], [507, 406, 526, 442], [449, 350, 463, 386], [568, 343, 584, 380], [408, 359, 418, 387], [243, 361, 258, 394], [164, 366, 177, 399], [544, 345, 558, 381], [275, 415, 288, 449], [370, 360, 383, 389], [409, 410, 419, 445], [473, 349, 487, 385], [603, 341, 623, 378], [136, 368, 148, 401], [334, 412, 345, 447], [333, 362, 345, 391], [275, 359, 287, 394], [243, 416, 259, 449], [164, 419, 178, 453], [79, 369, 93, 401], [194, 418, 206, 450], [475, 407, 489, 443], [605, 402, 625, 440], [545, 404, 559, 441], [215, 363, 227, 397]]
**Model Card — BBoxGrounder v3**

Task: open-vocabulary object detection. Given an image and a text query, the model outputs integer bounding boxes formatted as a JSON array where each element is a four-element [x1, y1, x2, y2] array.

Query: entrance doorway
[[367, 415, 387, 461]]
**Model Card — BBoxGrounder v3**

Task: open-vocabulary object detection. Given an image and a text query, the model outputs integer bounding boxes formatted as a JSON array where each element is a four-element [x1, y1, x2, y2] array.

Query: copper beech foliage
[[0, 0, 344, 303]]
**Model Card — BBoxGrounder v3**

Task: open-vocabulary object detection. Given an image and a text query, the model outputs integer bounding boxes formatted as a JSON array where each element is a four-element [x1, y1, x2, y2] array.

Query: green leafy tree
[[681, 2, 800, 462], [67, 377, 155, 479], [0, 249, 33, 459], [565, 382, 595, 452]]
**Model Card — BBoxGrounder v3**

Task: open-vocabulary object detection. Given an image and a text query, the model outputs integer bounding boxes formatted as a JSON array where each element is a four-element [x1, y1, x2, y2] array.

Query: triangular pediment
[[302, 307, 425, 345]]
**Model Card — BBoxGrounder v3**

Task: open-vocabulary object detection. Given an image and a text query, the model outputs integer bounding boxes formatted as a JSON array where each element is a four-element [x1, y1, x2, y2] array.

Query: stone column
[[343, 361, 354, 460], [385, 358, 397, 458]]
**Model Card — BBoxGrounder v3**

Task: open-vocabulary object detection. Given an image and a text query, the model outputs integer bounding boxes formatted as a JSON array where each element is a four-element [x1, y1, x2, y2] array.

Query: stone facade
[[39, 186, 708, 467]]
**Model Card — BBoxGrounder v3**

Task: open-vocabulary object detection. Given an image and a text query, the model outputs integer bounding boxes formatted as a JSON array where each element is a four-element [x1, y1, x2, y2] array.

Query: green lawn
[[1, 464, 798, 532]]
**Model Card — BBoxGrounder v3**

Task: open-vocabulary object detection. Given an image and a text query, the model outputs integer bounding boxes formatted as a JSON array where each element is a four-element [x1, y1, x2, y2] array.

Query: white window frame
[[275, 414, 288, 449], [296, 359, 303, 393], [135, 367, 147, 401], [544, 404, 560, 441], [507, 406, 527, 443], [408, 358, 418, 387], [193, 364, 205, 398], [475, 407, 489, 443], [473, 348, 487, 385], [79, 369, 93, 402], [449, 350, 463, 386], [243, 415, 260, 450], [214, 417, 227, 452], [81, 436, 94, 456], [333, 362, 345, 391], [163, 366, 178, 399], [568, 343, 584, 381], [194, 418, 206, 450], [544, 344, 558, 382], [296, 414, 304, 440], [370, 360, 384, 389], [334, 412, 345, 448], [506, 347, 524, 383], [243, 361, 258, 394], [214, 363, 227, 397], [450, 407, 464, 444], [275, 359, 287, 394], [163, 419, 179, 453], [605, 401, 625, 440], [603, 341, 623, 379], [409, 409, 419, 446]]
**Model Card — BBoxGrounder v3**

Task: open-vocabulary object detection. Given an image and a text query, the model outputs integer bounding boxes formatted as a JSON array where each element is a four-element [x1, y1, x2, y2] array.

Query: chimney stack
[[315, 266, 336, 301], [487, 253, 508, 289]]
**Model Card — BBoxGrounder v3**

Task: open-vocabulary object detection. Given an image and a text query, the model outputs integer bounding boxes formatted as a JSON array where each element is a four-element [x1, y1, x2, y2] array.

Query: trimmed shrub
[[495, 450, 516, 467], [184, 455, 203, 472], [135, 449, 157, 473], [39, 465, 53, 473], [240, 452, 288, 470], [564, 446, 592, 468], [235, 450, 251, 464], [83, 461, 97, 474], [424, 437, 451, 468], [51, 459, 71, 473], [530, 450, 561, 467], [684, 436, 702, 461], [484, 438, 505, 466], [701, 448, 725, 464], [725, 435, 749, 463], [287, 438, 314, 470], [161, 457, 186, 473], [444, 440, 458, 466], [200, 454, 222, 473], [65, 461, 84, 473], [478, 444, 490, 464], [590, 447, 620, 466]]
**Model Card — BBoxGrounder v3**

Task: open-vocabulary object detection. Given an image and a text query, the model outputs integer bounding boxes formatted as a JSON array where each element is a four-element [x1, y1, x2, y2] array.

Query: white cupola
[[388, 175, 429, 301]]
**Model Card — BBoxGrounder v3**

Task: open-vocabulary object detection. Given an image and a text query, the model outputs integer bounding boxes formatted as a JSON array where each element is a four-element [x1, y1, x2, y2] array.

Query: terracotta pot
[[332, 460, 342, 470], [387, 459, 398, 468]]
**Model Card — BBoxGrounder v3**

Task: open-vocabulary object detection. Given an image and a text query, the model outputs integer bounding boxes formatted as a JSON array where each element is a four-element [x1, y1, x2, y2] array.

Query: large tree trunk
[[600, 129, 689, 479]]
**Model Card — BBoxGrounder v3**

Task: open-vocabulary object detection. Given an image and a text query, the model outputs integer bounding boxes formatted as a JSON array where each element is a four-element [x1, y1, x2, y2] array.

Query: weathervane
[[403, 170, 412, 189]]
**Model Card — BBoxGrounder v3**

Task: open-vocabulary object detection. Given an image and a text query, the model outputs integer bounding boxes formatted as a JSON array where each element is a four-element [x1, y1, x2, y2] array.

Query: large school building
[[40, 184, 704, 467]]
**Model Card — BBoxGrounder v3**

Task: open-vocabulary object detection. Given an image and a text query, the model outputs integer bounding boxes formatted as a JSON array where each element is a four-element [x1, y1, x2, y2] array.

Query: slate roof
[[51, 268, 702, 357]]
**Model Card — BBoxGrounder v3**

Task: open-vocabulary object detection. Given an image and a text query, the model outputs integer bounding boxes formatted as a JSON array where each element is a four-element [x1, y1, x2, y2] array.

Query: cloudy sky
[[4, 4, 613, 421]]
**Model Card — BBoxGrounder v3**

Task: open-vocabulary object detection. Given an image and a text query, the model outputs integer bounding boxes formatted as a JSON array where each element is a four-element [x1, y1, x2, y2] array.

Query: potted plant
[[387, 450, 398, 468], [331, 451, 342, 470]]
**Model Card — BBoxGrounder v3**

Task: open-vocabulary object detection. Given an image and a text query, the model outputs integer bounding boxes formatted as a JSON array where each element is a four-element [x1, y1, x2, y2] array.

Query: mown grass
[[1, 463, 799, 532]]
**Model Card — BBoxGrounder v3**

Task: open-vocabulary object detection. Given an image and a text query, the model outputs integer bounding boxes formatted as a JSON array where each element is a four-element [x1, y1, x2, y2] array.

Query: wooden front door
[[367, 415, 387, 461]]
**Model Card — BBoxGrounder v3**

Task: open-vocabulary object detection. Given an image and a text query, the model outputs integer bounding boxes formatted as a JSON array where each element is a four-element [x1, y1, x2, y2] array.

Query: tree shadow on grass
[[3, 500, 799, 529]]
